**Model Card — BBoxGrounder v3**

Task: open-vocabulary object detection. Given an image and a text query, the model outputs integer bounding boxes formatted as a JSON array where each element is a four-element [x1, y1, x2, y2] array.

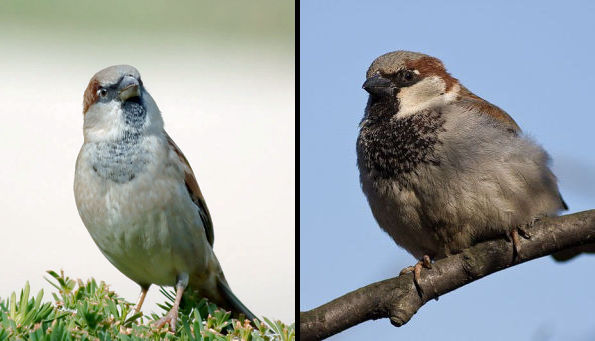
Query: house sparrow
[[357, 51, 567, 291], [74, 65, 256, 329]]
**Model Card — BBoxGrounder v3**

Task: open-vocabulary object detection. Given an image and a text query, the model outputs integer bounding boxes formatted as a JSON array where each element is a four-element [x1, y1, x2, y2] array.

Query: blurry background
[[0, 1, 294, 322], [301, 1, 595, 340]]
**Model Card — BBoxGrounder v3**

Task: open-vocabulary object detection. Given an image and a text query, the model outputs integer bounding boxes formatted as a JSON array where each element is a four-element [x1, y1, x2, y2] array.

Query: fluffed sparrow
[[357, 51, 567, 290]]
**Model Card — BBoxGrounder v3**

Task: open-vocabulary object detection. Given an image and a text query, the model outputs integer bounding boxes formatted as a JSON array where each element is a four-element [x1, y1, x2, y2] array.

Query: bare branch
[[300, 210, 595, 340]]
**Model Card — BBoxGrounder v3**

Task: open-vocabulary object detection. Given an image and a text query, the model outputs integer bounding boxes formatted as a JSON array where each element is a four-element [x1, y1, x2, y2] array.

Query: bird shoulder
[[456, 86, 521, 134]]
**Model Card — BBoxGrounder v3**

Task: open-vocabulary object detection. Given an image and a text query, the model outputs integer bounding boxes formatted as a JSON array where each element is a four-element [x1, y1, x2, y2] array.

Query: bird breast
[[357, 109, 446, 185], [90, 131, 149, 183], [357, 105, 564, 259], [74, 134, 212, 286]]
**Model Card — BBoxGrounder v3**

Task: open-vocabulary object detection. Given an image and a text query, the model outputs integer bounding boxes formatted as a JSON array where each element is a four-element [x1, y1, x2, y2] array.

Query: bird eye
[[394, 70, 418, 86], [400, 70, 414, 81], [97, 88, 108, 98]]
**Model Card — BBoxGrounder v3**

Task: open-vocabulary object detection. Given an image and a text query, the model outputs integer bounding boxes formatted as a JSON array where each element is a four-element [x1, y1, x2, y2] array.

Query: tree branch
[[300, 210, 595, 340]]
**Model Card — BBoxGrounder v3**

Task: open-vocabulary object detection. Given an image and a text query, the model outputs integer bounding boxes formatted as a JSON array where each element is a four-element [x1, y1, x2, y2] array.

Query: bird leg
[[134, 285, 150, 314], [153, 273, 189, 331], [507, 225, 532, 262], [400, 255, 432, 296]]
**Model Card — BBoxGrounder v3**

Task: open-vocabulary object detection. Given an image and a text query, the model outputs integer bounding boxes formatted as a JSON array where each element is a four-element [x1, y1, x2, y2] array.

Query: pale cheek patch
[[83, 91, 164, 143], [83, 102, 128, 142], [397, 76, 454, 117]]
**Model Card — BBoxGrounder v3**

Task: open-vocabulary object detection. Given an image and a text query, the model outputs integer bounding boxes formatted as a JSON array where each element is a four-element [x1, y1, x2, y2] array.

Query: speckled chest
[[90, 101, 151, 184], [357, 107, 446, 186]]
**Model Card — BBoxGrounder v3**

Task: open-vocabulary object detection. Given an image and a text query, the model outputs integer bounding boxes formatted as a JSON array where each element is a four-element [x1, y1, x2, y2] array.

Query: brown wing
[[458, 86, 568, 212], [458, 86, 521, 134], [165, 131, 214, 246]]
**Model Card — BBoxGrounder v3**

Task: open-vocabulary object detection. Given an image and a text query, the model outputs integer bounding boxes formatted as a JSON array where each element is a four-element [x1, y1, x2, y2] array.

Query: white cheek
[[397, 77, 457, 117], [83, 101, 127, 142], [83, 93, 165, 143]]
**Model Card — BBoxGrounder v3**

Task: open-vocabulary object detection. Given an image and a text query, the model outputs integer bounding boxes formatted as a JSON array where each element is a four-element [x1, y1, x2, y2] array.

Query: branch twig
[[300, 210, 595, 340]]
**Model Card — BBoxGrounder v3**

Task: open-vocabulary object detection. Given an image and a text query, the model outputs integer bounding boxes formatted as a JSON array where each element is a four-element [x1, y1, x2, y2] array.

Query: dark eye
[[97, 88, 108, 98], [396, 70, 417, 85]]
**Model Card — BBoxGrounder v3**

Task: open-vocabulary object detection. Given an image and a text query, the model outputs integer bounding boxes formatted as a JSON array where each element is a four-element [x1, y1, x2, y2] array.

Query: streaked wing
[[165, 131, 214, 246]]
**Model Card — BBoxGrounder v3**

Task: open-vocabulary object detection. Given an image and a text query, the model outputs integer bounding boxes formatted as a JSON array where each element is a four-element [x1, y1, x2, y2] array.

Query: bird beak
[[118, 76, 141, 101], [362, 74, 396, 97]]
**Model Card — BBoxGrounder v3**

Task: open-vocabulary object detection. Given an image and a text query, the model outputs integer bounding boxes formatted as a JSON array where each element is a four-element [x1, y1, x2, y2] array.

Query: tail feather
[[216, 278, 257, 321], [552, 243, 595, 262], [559, 193, 569, 210]]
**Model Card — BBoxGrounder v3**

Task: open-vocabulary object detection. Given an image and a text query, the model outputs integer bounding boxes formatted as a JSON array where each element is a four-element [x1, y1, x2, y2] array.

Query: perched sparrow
[[74, 65, 256, 329], [357, 51, 567, 289]]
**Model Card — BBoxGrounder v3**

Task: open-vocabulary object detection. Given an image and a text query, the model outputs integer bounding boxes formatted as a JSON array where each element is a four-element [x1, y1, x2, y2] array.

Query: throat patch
[[91, 102, 150, 183], [357, 108, 445, 183], [122, 101, 146, 128], [91, 132, 150, 183]]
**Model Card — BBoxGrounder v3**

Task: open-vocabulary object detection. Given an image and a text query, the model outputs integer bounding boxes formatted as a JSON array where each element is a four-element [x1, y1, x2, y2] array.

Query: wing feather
[[458, 86, 521, 134], [165, 131, 214, 246]]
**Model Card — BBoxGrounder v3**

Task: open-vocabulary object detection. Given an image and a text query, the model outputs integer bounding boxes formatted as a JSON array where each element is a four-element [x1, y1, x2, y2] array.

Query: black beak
[[362, 74, 396, 98]]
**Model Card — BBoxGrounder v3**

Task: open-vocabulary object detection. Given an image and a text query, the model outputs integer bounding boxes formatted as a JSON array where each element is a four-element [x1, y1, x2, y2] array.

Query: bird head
[[81, 65, 163, 142], [363, 51, 460, 118]]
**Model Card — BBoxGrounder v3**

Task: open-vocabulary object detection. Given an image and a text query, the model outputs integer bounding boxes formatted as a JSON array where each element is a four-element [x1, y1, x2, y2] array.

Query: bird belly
[[74, 144, 211, 286], [360, 173, 441, 259], [361, 129, 565, 259]]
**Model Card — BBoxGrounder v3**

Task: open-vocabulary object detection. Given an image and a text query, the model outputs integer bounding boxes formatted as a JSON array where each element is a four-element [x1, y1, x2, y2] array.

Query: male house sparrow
[[357, 51, 567, 288], [74, 65, 256, 329]]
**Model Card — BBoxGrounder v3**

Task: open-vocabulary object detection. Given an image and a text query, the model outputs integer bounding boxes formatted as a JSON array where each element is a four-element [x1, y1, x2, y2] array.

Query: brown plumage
[[405, 56, 458, 92], [358, 51, 567, 291], [165, 132, 214, 246], [83, 78, 101, 114], [457, 86, 521, 133]]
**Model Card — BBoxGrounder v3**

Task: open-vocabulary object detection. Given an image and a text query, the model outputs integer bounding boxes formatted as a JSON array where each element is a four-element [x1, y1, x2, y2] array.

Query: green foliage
[[0, 271, 294, 341]]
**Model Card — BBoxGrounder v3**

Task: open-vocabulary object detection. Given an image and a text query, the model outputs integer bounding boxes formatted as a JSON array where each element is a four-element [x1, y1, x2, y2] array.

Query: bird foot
[[506, 226, 532, 262], [400, 255, 432, 297], [153, 307, 179, 332]]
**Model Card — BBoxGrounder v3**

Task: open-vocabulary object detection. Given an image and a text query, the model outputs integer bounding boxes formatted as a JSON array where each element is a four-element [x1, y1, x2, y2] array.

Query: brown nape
[[83, 78, 100, 114], [458, 86, 521, 133], [405, 56, 458, 92]]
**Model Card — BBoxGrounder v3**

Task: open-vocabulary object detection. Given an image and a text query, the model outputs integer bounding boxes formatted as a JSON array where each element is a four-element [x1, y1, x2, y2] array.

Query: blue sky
[[300, 1, 595, 340]]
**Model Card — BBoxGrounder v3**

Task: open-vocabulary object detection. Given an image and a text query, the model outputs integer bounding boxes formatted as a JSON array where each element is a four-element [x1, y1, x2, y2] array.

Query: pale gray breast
[[89, 133, 151, 183]]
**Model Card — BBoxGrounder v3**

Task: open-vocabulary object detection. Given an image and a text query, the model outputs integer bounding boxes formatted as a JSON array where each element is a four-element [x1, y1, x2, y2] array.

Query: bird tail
[[558, 192, 568, 210], [552, 243, 595, 262], [216, 277, 257, 321]]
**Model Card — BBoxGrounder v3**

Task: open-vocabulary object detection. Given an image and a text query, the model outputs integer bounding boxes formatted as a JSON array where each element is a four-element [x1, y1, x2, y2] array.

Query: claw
[[153, 307, 179, 331], [422, 255, 432, 269], [400, 266, 415, 275], [517, 225, 531, 239], [510, 225, 532, 262], [511, 228, 521, 261], [153, 273, 188, 332], [400, 255, 433, 298], [413, 262, 422, 290]]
